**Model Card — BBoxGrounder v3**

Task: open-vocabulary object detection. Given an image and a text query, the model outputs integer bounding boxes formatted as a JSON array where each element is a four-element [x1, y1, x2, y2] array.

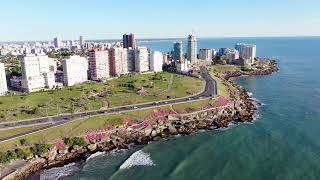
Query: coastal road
[[0, 67, 217, 142]]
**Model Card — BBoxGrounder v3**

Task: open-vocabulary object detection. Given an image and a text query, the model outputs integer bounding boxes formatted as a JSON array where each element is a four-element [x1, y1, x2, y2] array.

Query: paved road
[[0, 67, 217, 142]]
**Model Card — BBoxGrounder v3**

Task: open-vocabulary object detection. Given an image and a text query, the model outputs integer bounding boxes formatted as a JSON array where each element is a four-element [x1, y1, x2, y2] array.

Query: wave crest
[[40, 163, 80, 180], [119, 150, 155, 169]]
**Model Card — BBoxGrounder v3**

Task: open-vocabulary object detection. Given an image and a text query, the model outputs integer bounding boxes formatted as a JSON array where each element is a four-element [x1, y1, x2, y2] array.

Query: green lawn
[[208, 65, 241, 97], [172, 99, 217, 114], [0, 124, 50, 139], [209, 65, 241, 74], [0, 72, 204, 122]]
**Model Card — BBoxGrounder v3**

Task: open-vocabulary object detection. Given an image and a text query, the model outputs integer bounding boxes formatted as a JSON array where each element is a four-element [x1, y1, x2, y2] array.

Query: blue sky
[[0, 0, 319, 41]]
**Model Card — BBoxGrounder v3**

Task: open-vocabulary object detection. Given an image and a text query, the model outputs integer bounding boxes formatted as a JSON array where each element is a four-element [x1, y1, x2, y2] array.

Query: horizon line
[[1, 35, 320, 43]]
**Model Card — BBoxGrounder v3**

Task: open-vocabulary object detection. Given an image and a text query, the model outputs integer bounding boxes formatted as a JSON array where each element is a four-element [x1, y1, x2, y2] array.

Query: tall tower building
[[135, 47, 149, 72], [123, 33, 136, 49], [53, 37, 61, 48], [173, 42, 183, 62], [88, 49, 109, 81], [187, 34, 197, 64], [63, 55, 88, 86], [150, 51, 163, 72], [79, 36, 85, 48], [109, 47, 129, 76], [127, 48, 135, 72], [0, 63, 8, 96]]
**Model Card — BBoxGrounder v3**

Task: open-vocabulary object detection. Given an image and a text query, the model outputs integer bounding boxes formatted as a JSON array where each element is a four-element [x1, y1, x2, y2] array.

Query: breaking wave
[[86, 151, 106, 161], [119, 150, 155, 169], [40, 163, 80, 180]]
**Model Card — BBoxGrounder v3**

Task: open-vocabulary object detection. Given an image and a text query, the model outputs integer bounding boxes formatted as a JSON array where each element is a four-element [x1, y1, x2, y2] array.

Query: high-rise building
[[187, 34, 197, 64], [135, 47, 149, 72], [123, 33, 136, 49], [199, 48, 213, 61], [226, 49, 240, 64], [235, 43, 257, 61], [53, 37, 61, 48], [21, 54, 56, 92], [63, 55, 88, 86], [150, 51, 163, 72], [0, 63, 8, 96], [127, 48, 135, 72], [173, 42, 183, 62], [88, 49, 109, 81], [109, 47, 129, 76], [79, 36, 85, 48]]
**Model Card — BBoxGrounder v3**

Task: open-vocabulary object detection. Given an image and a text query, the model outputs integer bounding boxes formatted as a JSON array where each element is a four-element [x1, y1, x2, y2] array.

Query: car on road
[[133, 106, 138, 109]]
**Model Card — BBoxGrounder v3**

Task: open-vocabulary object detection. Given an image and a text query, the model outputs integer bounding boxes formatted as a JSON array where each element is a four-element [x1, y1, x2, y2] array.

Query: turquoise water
[[59, 37, 320, 180]]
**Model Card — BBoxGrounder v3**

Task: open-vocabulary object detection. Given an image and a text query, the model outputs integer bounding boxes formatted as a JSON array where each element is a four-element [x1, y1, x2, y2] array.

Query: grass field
[[0, 72, 204, 122], [208, 65, 241, 97], [209, 65, 241, 74], [0, 124, 50, 139], [0, 99, 217, 151]]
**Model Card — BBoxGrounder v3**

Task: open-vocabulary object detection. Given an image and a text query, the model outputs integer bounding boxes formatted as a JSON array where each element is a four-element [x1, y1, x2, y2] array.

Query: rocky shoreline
[[2, 62, 279, 180]]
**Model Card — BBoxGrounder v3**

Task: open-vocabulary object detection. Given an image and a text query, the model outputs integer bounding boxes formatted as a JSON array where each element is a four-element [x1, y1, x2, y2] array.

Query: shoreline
[[1, 61, 279, 180]]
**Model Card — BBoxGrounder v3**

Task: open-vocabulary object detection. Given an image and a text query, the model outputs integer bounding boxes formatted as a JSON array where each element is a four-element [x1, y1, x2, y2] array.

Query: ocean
[[39, 37, 320, 180]]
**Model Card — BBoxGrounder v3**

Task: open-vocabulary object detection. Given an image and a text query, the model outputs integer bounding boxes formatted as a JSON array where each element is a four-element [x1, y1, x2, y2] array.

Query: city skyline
[[0, 0, 320, 42]]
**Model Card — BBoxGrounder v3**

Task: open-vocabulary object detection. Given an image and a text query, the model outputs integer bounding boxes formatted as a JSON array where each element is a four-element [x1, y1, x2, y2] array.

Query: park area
[[0, 72, 204, 122], [0, 96, 233, 151]]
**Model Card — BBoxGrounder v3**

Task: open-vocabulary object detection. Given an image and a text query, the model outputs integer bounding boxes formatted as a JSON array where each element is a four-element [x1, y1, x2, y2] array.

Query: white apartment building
[[0, 63, 8, 96], [21, 54, 56, 92], [135, 47, 149, 72], [176, 60, 191, 73], [88, 49, 109, 81], [199, 48, 213, 61], [235, 43, 257, 65], [226, 49, 240, 64], [109, 47, 129, 76], [150, 51, 163, 72], [63, 55, 88, 86]]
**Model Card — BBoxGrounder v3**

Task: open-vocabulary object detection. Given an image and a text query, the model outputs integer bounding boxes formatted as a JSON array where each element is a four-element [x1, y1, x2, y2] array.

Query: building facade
[[150, 51, 163, 72], [109, 47, 129, 76], [226, 49, 240, 64], [176, 60, 191, 73], [199, 48, 213, 61], [88, 49, 109, 81], [123, 33, 136, 49], [173, 42, 183, 62], [63, 55, 88, 86], [235, 43, 257, 64], [127, 48, 135, 72], [53, 37, 61, 48], [187, 34, 197, 64], [0, 63, 8, 96], [79, 36, 85, 48], [21, 54, 56, 92], [135, 47, 149, 72]]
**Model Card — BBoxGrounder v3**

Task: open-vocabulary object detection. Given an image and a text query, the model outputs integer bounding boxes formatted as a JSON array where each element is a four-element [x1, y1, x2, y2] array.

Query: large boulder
[[87, 144, 97, 152]]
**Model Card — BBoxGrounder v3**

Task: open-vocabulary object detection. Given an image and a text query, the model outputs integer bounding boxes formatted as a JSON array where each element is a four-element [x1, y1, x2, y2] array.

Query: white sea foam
[[40, 163, 80, 180], [119, 150, 155, 169], [86, 151, 105, 161]]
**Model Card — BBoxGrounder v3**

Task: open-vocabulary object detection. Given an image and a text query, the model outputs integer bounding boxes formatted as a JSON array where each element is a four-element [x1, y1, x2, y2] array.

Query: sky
[[0, 0, 320, 41]]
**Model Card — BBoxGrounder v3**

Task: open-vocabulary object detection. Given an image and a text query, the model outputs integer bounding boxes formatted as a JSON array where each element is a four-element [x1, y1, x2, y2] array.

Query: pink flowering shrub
[[53, 140, 65, 149], [216, 96, 232, 107], [85, 129, 106, 142]]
